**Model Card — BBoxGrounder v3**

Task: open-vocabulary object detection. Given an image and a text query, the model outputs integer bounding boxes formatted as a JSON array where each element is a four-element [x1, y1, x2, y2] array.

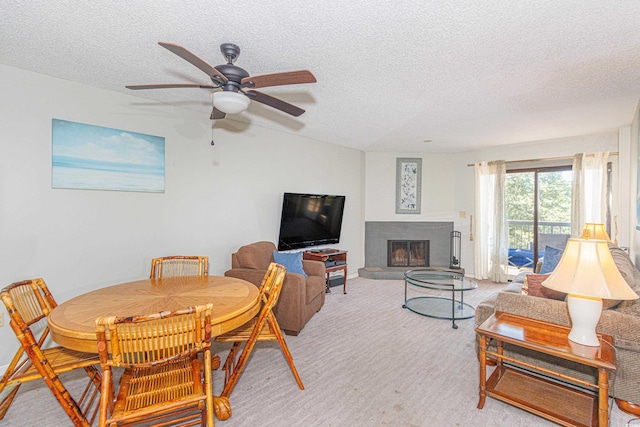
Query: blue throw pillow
[[539, 245, 564, 274], [272, 250, 307, 277]]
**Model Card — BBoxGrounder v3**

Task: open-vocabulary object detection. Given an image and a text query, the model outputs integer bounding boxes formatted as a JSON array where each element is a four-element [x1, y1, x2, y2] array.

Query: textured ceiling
[[3, 1, 640, 153]]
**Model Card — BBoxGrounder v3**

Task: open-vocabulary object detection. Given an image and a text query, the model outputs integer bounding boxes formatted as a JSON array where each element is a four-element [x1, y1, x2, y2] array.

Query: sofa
[[224, 241, 326, 336], [476, 242, 640, 414]]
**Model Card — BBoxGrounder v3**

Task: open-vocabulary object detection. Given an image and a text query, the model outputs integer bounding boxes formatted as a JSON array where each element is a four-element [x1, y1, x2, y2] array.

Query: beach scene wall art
[[52, 119, 165, 193]]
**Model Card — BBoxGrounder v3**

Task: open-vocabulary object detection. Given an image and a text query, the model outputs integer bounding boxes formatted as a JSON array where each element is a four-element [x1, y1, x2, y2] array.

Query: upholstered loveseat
[[224, 241, 326, 336], [475, 242, 640, 414]]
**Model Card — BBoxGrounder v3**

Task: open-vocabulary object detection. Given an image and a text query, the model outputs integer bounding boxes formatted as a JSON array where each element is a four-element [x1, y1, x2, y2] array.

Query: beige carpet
[[1, 277, 635, 426]]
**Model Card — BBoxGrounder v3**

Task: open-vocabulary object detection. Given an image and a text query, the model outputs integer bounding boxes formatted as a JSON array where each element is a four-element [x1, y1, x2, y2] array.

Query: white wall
[[365, 153, 457, 220], [0, 64, 364, 365], [618, 125, 632, 251], [629, 101, 640, 263]]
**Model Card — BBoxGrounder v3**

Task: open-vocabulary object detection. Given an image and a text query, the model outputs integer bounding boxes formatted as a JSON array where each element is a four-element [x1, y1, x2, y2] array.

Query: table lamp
[[581, 223, 610, 241], [542, 237, 638, 346]]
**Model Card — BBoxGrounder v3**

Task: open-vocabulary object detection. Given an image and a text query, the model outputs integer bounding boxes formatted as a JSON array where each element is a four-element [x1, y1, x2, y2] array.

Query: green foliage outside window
[[506, 170, 572, 249]]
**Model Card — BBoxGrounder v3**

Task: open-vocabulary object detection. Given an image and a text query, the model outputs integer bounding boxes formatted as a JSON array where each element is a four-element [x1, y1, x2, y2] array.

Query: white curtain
[[474, 160, 508, 282], [571, 151, 609, 237]]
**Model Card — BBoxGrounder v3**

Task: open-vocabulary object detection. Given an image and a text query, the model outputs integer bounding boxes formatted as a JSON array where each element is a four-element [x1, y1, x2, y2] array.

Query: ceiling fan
[[126, 42, 317, 120]]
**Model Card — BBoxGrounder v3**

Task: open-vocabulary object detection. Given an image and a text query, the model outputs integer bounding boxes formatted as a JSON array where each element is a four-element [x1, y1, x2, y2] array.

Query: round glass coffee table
[[403, 270, 478, 329]]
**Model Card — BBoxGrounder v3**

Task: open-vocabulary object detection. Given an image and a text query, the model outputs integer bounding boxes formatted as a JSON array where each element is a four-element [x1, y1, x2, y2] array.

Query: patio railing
[[508, 220, 570, 268], [508, 220, 571, 250]]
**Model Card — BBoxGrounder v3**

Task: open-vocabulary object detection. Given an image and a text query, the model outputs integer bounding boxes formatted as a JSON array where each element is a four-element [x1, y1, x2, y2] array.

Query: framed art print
[[396, 157, 422, 214]]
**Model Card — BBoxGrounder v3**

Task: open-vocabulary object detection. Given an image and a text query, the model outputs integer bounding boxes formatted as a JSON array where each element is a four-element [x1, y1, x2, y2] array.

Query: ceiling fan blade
[[241, 70, 316, 89], [126, 83, 215, 90], [247, 90, 305, 117], [210, 107, 226, 120], [158, 42, 228, 82]]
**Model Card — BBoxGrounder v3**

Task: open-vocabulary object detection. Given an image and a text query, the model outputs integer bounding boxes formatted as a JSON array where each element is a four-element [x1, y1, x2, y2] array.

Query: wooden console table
[[303, 249, 347, 294], [476, 312, 615, 427]]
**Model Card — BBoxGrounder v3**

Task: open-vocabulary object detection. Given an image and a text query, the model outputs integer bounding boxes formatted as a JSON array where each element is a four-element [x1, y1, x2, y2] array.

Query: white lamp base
[[567, 294, 603, 347]]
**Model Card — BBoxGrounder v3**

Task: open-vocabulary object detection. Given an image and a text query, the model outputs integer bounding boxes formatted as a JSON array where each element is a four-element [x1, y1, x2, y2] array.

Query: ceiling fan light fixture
[[213, 91, 250, 114]]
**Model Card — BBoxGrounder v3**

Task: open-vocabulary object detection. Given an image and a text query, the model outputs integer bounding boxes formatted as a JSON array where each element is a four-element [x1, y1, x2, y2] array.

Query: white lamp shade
[[213, 91, 250, 114], [581, 223, 610, 241], [542, 238, 638, 300]]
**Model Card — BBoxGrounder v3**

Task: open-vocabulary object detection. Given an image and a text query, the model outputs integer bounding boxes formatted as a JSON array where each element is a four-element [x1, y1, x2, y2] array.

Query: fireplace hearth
[[387, 240, 429, 267]]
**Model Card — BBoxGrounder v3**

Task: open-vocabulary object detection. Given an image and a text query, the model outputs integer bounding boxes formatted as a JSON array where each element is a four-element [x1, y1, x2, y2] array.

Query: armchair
[[224, 241, 326, 335]]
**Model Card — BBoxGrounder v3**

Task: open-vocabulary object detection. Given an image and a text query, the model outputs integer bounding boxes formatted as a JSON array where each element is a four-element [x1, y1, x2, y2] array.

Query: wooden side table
[[303, 249, 347, 294], [476, 312, 615, 427]]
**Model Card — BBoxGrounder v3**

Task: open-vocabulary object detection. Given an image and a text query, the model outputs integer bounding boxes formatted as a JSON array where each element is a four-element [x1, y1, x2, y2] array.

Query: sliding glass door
[[506, 167, 572, 272]]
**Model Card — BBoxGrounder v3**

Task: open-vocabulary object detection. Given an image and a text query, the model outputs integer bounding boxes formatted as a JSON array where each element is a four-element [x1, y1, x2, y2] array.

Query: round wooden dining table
[[48, 275, 260, 353]]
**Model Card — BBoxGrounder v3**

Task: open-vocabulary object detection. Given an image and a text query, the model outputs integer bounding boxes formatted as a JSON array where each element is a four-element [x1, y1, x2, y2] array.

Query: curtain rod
[[466, 152, 619, 167]]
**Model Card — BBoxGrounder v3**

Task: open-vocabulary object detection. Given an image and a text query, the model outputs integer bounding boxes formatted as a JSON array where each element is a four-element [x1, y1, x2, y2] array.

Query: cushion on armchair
[[273, 250, 307, 277]]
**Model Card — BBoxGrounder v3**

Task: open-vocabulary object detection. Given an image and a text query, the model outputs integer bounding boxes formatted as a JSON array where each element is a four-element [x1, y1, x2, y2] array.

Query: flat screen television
[[277, 192, 346, 251]]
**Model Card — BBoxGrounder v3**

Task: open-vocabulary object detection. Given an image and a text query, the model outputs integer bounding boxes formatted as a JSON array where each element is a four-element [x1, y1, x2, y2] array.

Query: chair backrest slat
[[247, 263, 287, 338], [150, 256, 209, 279], [261, 263, 287, 309], [1, 279, 57, 341], [96, 304, 212, 368]]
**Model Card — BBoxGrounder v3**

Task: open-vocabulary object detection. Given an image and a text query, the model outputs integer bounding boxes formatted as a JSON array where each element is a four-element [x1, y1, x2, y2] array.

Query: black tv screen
[[277, 192, 346, 251]]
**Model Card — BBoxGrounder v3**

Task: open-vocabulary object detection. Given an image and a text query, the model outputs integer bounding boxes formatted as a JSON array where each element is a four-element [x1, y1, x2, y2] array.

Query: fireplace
[[359, 221, 460, 279], [387, 240, 429, 267]]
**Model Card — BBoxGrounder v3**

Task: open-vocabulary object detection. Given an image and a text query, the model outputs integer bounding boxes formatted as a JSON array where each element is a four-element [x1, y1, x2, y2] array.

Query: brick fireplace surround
[[358, 221, 456, 279]]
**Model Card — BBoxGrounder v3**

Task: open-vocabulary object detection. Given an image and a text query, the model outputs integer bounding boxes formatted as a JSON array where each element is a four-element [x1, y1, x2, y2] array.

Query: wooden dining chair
[[150, 255, 209, 278], [95, 303, 223, 426], [0, 278, 101, 426], [215, 262, 304, 398]]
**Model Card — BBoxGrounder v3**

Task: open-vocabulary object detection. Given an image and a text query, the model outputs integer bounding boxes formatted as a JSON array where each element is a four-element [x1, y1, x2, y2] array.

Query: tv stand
[[303, 249, 347, 294]]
